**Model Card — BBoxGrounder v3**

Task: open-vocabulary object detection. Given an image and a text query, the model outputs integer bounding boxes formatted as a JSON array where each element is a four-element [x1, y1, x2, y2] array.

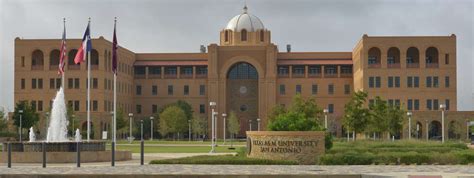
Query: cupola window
[[260, 30, 264, 42], [224, 30, 229, 42], [241, 29, 247, 41]]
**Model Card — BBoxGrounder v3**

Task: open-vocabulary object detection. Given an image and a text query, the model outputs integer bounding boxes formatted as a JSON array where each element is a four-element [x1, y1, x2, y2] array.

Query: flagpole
[[113, 17, 117, 148], [62, 18, 66, 89], [87, 17, 91, 142]]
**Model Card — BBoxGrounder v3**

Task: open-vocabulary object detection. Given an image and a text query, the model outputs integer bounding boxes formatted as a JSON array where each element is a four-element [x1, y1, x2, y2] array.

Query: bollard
[[42, 142, 46, 168], [140, 140, 144, 165], [7, 143, 11, 168], [111, 142, 115, 167], [76, 142, 81, 167]]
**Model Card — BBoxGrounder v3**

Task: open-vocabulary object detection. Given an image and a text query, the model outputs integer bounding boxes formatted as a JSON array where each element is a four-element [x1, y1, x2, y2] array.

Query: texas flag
[[74, 23, 92, 64]]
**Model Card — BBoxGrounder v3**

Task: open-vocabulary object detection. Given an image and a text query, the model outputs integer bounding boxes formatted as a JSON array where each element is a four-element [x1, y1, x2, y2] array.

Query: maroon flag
[[58, 19, 66, 75], [112, 19, 118, 74]]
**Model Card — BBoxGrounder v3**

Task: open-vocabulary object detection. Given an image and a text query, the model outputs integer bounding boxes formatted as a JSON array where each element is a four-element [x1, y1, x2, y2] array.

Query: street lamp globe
[[323, 109, 329, 114], [128, 113, 133, 117], [440, 104, 446, 110], [407, 111, 412, 116], [222, 113, 227, 117]]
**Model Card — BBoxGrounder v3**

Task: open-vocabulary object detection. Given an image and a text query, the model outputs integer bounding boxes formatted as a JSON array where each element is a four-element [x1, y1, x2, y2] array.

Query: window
[[21, 79, 25, 89], [32, 78, 37, 89], [93, 78, 98, 89], [312, 84, 318, 95], [241, 29, 247, 41], [433, 99, 439, 110], [445, 76, 450, 88], [68, 78, 73, 89], [181, 67, 193, 76], [278, 66, 289, 76], [414, 99, 420, 110], [414, 77, 419, 88], [260, 30, 264, 42], [134, 66, 146, 75], [152, 104, 158, 113], [308, 66, 321, 75], [199, 85, 205, 96], [445, 99, 450, 110], [375, 77, 381, 88], [149, 66, 161, 75], [50, 78, 55, 89], [427, 99, 432, 110], [388, 76, 394, 88], [324, 66, 337, 75], [328, 104, 334, 113], [199, 104, 206, 114], [31, 100, 37, 111], [407, 76, 413, 88], [196, 66, 208, 75], [74, 100, 80, 111], [136, 105, 142, 114], [369, 77, 374, 88], [184, 85, 189, 96], [296, 85, 302, 94], [388, 99, 394, 106], [38, 101, 43, 111], [292, 66, 305, 76], [21, 56, 25, 67], [136, 85, 142, 95], [279, 85, 286, 95], [152, 85, 157, 96], [104, 79, 108, 90], [395, 77, 400, 88], [395, 100, 400, 108], [445, 54, 449, 65], [56, 78, 61, 89], [426, 76, 432, 88], [328, 84, 334, 95], [224, 30, 229, 42], [168, 85, 173, 95], [407, 99, 413, 110], [369, 99, 375, 106], [433, 76, 439, 88], [104, 100, 108, 112], [344, 84, 350, 94], [92, 100, 98, 111], [74, 78, 79, 89], [165, 67, 178, 75]]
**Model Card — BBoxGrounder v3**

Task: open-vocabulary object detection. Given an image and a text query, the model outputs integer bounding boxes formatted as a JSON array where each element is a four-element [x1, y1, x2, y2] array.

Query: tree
[[159, 106, 187, 139], [386, 104, 405, 139], [227, 111, 240, 146], [116, 107, 127, 131], [267, 104, 286, 123], [290, 94, 323, 124], [192, 116, 207, 141], [0, 108, 8, 132], [66, 104, 79, 136], [12, 101, 40, 140], [343, 91, 370, 139], [367, 96, 388, 139]]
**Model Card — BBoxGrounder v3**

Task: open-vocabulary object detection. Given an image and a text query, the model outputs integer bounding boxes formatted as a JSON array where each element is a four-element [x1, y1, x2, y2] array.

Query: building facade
[[14, 6, 472, 140]]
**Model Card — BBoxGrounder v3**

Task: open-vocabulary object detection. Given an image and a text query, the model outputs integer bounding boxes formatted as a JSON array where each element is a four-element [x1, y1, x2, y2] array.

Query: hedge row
[[150, 155, 298, 165]]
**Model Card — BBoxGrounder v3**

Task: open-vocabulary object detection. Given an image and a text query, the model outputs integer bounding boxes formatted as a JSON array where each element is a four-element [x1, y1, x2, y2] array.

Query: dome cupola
[[225, 5, 265, 32]]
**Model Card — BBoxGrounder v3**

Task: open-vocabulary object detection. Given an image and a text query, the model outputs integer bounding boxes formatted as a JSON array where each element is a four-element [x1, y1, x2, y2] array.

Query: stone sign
[[246, 131, 325, 164]]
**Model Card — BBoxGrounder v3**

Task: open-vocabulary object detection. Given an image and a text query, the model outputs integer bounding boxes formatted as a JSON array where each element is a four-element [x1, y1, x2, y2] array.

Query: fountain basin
[[2, 141, 106, 152]]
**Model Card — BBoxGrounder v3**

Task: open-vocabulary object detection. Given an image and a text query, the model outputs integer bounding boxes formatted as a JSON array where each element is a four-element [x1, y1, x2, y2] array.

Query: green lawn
[[112, 140, 246, 145], [113, 145, 239, 153]]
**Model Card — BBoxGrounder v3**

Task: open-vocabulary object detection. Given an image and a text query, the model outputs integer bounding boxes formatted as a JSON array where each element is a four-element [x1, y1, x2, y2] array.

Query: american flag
[[58, 20, 66, 75]]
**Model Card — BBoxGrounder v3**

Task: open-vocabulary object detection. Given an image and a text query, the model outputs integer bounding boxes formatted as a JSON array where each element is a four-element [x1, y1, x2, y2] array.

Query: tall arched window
[[387, 47, 400, 68], [367, 47, 381, 68], [425, 47, 439, 66], [260, 30, 264, 42], [241, 29, 247, 41], [32, 50, 44, 66], [68, 49, 79, 69], [224, 30, 229, 42], [406, 47, 419, 68], [49, 49, 60, 67], [227, 62, 258, 79], [91, 49, 99, 66]]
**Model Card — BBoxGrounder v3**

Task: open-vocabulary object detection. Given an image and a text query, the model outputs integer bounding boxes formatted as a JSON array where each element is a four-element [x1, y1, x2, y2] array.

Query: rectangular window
[[104, 100, 107, 112], [74, 78, 79, 89], [426, 76, 432, 88], [181, 67, 193, 76], [433, 99, 439, 110], [328, 84, 334, 95], [369, 99, 375, 106], [104, 79, 108, 90], [168, 85, 173, 95], [279, 85, 286, 95], [308, 66, 321, 75], [56, 78, 61, 89], [328, 104, 334, 113], [292, 66, 305, 75], [407, 76, 413, 88], [414, 99, 420, 110], [344, 84, 350, 94], [388, 76, 394, 88], [92, 100, 98, 111], [296, 85, 302, 94], [31, 100, 37, 111], [433, 76, 439, 88], [369, 77, 374, 88], [38, 100, 43, 111], [312, 84, 318, 95], [38, 78, 43, 89], [199, 85, 205, 96], [395, 77, 400, 88], [19, 78, 25, 90], [445, 99, 450, 110], [74, 100, 80, 111], [136, 105, 142, 114], [136, 85, 142, 95], [152, 104, 158, 113], [152, 85, 158, 96], [196, 66, 208, 75], [184, 85, 189, 96], [445, 54, 449, 65], [93, 78, 98, 89], [407, 99, 413, 110], [199, 104, 205, 114], [427, 99, 432, 110], [50, 78, 55, 89], [414, 77, 419, 88], [388, 99, 394, 106], [375, 77, 381, 88], [445, 76, 450, 88], [277, 66, 289, 76], [21, 56, 25, 67], [32, 78, 37, 89], [68, 100, 73, 109], [164, 66, 178, 75], [395, 100, 400, 108]]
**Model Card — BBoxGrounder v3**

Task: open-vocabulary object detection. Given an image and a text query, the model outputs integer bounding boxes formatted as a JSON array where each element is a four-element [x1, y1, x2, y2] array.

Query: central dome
[[225, 6, 265, 32]]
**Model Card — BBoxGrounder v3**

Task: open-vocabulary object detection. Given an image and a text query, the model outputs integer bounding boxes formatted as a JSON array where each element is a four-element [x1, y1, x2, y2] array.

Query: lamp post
[[426, 119, 429, 141], [407, 111, 412, 140], [249, 120, 252, 131], [140, 120, 143, 141], [440, 104, 446, 143], [19, 110, 23, 142], [188, 120, 191, 142], [416, 123, 420, 139], [222, 113, 227, 144], [323, 109, 329, 130], [71, 114, 76, 137], [150, 116, 154, 141], [257, 118, 261, 131], [128, 113, 133, 143], [467, 120, 470, 141], [209, 101, 216, 153]]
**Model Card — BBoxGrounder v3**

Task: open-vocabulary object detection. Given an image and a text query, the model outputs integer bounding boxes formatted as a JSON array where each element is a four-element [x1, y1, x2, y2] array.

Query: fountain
[[1, 87, 131, 163]]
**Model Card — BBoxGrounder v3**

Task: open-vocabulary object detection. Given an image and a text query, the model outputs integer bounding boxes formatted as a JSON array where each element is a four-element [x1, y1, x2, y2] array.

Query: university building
[[13, 6, 473, 139]]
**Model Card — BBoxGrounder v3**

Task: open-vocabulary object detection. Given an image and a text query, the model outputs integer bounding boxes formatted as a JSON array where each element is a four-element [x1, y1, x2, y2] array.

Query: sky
[[0, 0, 473, 112]]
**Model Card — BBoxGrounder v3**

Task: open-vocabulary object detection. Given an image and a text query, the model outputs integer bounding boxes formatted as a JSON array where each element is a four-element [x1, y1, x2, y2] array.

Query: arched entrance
[[415, 122, 423, 139], [226, 62, 258, 137], [429, 120, 442, 140]]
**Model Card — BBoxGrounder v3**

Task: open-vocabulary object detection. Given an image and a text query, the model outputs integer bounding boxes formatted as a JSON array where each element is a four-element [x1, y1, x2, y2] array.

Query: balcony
[[426, 63, 439, 68], [340, 73, 353, 78], [387, 63, 401, 68], [196, 74, 207, 78], [134, 74, 146, 79], [292, 73, 305, 78], [180, 74, 193, 79], [148, 74, 161, 79], [278, 73, 289, 78], [308, 73, 322, 78], [68, 65, 80, 70], [31, 65, 44, 70], [324, 73, 338, 78], [406, 63, 420, 68], [368, 63, 381, 68], [90, 65, 98, 70], [164, 74, 177, 79]]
